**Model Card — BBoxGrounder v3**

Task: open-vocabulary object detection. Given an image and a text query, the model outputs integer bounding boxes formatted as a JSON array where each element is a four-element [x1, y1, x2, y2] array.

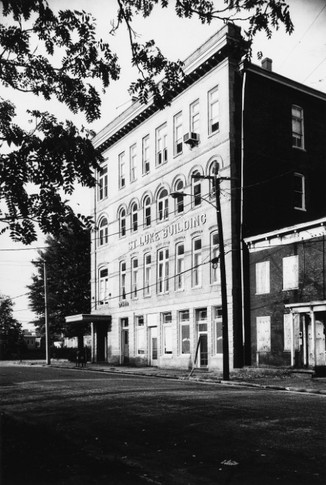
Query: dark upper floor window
[[294, 173, 306, 211], [292, 105, 304, 149]]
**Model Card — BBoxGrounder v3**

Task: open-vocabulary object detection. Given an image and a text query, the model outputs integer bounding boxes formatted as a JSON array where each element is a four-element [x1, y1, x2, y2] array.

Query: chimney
[[261, 57, 273, 71]]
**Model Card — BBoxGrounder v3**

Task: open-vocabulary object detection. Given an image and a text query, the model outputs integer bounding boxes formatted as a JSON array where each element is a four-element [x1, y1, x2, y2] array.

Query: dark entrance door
[[96, 325, 107, 362], [199, 334, 208, 367]]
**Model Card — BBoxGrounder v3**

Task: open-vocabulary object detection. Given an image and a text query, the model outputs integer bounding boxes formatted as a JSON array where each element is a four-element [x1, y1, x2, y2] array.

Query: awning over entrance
[[65, 314, 111, 324], [284, 301, 326, 368]]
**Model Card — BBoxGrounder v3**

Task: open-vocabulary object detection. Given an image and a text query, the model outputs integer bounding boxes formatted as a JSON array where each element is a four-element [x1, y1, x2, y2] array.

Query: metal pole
[[214, 173, 230, 380], [44, 261, 51, 365]]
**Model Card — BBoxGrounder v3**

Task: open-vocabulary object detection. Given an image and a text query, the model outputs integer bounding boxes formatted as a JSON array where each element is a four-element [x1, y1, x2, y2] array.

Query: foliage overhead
[[27, 217, 91, 340], [0, 0, 293, 243]]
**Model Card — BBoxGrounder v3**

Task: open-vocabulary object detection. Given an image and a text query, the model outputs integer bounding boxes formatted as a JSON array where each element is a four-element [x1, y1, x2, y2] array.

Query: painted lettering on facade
[[129, 213, 207, 251]]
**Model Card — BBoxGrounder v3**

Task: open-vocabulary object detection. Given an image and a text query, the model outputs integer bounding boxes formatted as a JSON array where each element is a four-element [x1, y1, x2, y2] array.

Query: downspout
[[240, 68, 247, 365]]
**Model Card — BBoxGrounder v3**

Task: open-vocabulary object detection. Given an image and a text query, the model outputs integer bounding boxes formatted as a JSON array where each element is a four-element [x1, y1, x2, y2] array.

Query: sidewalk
[[2, 359, 326, 395], [38, 360, 326, 395]]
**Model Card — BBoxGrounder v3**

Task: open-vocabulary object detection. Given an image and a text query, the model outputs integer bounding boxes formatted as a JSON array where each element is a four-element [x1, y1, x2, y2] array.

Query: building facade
[[89, 24, 246, 370], [70, 23, 326, 371], [244, 219, 326, 368]]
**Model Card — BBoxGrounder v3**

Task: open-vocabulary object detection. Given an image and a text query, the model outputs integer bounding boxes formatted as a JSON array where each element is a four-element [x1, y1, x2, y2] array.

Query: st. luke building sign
[[129, 213, 207, 251]]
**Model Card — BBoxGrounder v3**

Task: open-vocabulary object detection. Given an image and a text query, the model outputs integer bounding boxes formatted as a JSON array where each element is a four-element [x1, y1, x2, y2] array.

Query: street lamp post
[[171, 167, 230, 380], [43, 261, 51, 365]]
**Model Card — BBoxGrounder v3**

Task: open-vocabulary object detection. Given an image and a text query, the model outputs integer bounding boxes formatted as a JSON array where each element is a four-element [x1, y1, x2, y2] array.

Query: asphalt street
[[1, 365, 325, 485]]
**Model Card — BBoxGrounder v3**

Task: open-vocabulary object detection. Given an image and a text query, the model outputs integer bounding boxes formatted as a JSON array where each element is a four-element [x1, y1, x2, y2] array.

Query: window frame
[[136, 315, 145, 355], [192, 171, 202, 207], [190, 99, 200, 134], [283, 255, 299, 290], [99, 217, 108, 246], [292, 105, 304, 149], [173, 111, 183, 156], [162, 312, 172, 354], [157, 188, 169, 222], [208, 86, 219, 135], [294, 173, 306, 211], [157, 247, 169, 294], [131, 257, 139, 299], [143, 196, 151, 228], [144, 253, 152, 297], [98, 164, 108, 201], [156, 123, 168, 166], [175, 242, 185, 291], [179, 310, 190, 355], [99, 267, 109, 305], [192, 237, 202, 288], [131, 202, 138, 233], [118, 151, 126, 189], [142, 134, 150, 175], [255, 261, 270, 295], [119, 208, 126, 238], [120, 260, 127, 300], [130, 143, 137, 182]]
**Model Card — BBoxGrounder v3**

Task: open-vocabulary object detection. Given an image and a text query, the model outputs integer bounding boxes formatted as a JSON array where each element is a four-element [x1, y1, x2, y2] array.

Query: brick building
[[67, 22, 326, 371]]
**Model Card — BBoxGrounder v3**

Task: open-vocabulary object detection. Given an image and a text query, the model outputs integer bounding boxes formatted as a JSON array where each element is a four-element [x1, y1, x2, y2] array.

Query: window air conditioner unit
[[183, 132, 200, 147]]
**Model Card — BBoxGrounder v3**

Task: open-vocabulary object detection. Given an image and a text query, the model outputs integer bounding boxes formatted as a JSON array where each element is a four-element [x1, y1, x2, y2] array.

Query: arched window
[[209, 161, 219, 196], [119, 209, 126, 237], [192, 170, 201, 207], [131, 202, 138, 232], [157, 188, 169, 222], [174, 179, 184, 214], [99, 217, 108, 246], [144, 196, 151, 228]]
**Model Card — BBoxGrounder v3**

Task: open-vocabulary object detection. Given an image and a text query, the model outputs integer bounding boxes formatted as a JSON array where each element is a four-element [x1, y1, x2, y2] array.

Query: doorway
[[121, 317, 129, 364], [149, 327, 158, 366]]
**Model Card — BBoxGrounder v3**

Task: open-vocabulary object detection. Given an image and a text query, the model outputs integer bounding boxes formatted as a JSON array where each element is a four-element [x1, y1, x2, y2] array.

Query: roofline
[[93, 23, 247, 152], [244, 217, 326, 244], [241, 61, 326, 102]]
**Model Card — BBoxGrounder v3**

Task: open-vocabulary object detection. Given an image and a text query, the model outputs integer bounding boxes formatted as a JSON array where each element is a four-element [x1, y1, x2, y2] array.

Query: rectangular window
[[158, 248, 169, 294], [99, 268, 109, 305], [294, 173, 306, 210], [98, 164, 108, 201], [173, 111, 183, 155], [156, 123, 168, 166], [142, 135, 150, 174], [162, 312, 172, 354], [292, 105, 304, 149], [283, 255, 299, 290], [190, 99, 200, 133], [136, 315, 145, 355], [192, 238, 202, 287], [144, 253, 152, 297], [120, 261, 127, 300], [283, 313, 292, 352], [131, 258, 138, 298], [256, 316, 271, 352], [255, 261, 270, 294], [214, 307, 223, 353], [118, 152, 126, 188], [196, 308, 207, 332], [210, 232, 219, 284], [208, 86, 219, 134], [179, 310, 190, 354], [130, 144, 137, 182], [175, 243, 185, 290]]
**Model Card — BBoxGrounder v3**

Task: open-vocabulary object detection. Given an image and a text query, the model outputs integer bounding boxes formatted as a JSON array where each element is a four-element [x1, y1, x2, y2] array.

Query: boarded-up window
[[255, 261, 270, 294], [283, 313, 292, 351], [283, 255, 299, 290], [257, 316, 271, 352]]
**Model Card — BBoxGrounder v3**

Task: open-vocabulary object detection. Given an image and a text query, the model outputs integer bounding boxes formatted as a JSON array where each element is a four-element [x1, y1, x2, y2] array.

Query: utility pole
[[43, 261, 51, 365], [192, 168, 230, 380], [213, 170, 230, 380]]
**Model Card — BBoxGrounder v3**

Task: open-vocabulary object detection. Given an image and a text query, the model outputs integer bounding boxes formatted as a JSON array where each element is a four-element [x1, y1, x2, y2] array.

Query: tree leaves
[[27, 217, 91, 338]]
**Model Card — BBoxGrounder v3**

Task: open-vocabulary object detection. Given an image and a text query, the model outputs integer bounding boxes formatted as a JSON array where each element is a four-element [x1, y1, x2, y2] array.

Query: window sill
[[292, 146, 306, 152], [294, 207, 307, 212], [282, 287, 299, 291]]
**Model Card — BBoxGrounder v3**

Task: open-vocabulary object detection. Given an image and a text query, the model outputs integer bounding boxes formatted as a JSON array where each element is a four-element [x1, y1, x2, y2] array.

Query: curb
[[48, 363, 326, 396]]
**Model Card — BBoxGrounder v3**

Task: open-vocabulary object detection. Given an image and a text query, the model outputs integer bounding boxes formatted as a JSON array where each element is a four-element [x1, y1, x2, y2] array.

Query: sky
[[0, 0, 325, 329]]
